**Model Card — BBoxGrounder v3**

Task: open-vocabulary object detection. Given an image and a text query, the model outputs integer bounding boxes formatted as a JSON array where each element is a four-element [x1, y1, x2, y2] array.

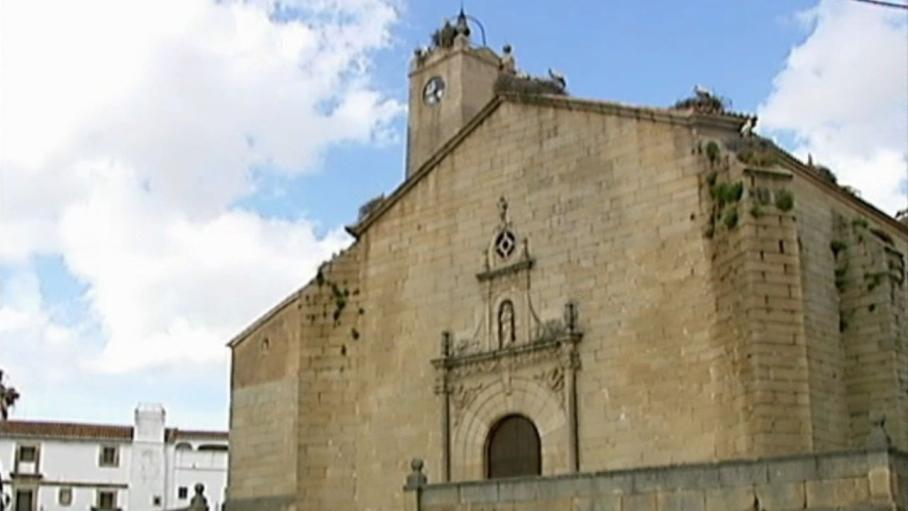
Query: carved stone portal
[[433, 197, 582, 482]]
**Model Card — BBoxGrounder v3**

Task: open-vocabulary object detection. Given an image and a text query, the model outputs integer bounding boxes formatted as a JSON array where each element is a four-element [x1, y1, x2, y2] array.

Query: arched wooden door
[[485, 414, 541, 478]]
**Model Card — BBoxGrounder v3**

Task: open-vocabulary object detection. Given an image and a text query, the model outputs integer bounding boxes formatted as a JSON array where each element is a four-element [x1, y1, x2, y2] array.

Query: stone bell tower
[[406, 11, 503, 178]]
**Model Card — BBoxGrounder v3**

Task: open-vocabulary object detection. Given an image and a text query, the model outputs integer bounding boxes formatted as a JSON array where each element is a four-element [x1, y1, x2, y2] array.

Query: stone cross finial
[[405, 458, 427, 490], [564, 301, 578, 334], [497, 196, 509, 224], [455, 9, 471, 38], [441, 331, 451, 358]]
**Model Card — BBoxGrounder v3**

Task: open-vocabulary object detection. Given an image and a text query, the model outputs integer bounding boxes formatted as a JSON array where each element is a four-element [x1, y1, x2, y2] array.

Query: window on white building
[[152, 496, 162, 507], [17, 445, 38, 463], [178, 486, 188, 500], [97, 490, 117, 510], [99, 445, 119, 467], [198, 444, 228, 452], [59, 487, 73, 506]]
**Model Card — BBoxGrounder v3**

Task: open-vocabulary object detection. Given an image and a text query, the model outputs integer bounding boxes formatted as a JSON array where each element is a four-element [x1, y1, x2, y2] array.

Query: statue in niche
[[498, 300, 516, 348]]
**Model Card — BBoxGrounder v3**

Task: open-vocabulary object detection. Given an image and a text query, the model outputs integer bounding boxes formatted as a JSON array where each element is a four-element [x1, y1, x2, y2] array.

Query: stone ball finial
[[405, 457, 428, 490], [189, 483, 209, 509], [500, 44, 517, 74]]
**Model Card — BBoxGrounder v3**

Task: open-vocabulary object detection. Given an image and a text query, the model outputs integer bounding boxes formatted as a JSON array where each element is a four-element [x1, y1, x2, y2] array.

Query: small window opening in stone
[[497, 300, 516, 348], [261, 337, 270, 353], [495, 230, 517, 259], [485, 414, 541, 479]]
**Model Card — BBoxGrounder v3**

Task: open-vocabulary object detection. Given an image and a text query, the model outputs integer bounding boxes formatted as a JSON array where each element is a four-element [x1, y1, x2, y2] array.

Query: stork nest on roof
[[813, 165, 838, 185], [673, 92, 729, 115], [358, 194, 385, 221], [494, 74, 567, 97]]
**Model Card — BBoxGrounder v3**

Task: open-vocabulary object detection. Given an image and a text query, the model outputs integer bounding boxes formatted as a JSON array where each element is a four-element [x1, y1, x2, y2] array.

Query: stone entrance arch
[[431, 198, 583, 482], [451, 377, 568, 481]]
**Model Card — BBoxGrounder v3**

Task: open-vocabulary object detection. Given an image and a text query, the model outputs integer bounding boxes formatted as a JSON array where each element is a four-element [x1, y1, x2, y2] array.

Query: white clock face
[[423, 76, 445, 105]]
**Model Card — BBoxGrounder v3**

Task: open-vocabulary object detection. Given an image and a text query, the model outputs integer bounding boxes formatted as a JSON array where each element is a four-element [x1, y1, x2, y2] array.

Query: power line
[[849, 0, 908, 10]]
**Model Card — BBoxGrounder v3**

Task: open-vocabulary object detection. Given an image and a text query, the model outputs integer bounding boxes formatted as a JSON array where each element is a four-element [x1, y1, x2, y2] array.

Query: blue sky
[[0, 0, 905, 430], [248, 0, 823, 230]]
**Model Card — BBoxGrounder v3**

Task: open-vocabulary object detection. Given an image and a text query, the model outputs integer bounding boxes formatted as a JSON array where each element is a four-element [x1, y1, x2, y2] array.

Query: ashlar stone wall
[[227, 93, 908, 511]]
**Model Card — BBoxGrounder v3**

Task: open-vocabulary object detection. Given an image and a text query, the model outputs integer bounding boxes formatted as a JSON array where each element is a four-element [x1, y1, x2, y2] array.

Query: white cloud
[[0, 0, 400, 384], [0, 269, 82, 393], [758, 0, 908, 214]]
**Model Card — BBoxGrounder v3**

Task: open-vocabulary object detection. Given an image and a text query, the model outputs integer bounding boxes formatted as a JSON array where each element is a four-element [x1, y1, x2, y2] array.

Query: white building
[[0, 404, 227, 511]]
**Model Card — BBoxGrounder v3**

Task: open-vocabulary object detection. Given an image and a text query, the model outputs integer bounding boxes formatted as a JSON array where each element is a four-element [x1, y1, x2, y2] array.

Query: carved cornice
[[432, 333, 581, 373], [743, 166, 793, 180], [476, 257, 534, 282]]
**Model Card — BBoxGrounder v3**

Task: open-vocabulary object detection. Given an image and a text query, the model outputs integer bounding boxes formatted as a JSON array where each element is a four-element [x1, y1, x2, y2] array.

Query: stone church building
[[226, 14, 908, 511]]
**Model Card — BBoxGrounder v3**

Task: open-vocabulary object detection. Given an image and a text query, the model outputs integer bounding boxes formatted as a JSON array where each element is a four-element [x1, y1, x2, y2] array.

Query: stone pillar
[[436, 333, 452, 482], [402, 459, 426, 511], [708, 163, 813, 457], [838, 218, 908, 449]]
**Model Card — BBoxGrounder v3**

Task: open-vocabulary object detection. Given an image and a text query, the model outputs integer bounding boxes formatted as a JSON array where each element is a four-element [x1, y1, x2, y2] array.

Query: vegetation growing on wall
[[835, 264, 849, 292], [866, 271, 887, 292], [704, 174, 744, 238], [313, 264, 363, 339], [725, 137, 779, 168], [830, 240, 848, 257], [852, 217, 870, 230], [705, 141, 720, 166], [774, 189, 795, 212]]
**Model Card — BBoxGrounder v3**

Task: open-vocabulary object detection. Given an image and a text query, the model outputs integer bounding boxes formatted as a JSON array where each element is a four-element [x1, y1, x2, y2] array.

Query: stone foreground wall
[[410, 449, 907, 511]]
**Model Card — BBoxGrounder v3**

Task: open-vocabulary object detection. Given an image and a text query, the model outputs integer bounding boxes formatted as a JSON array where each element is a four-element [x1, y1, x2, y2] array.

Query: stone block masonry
[[227, 63, 908, 509], [227, 93, 908, 509]]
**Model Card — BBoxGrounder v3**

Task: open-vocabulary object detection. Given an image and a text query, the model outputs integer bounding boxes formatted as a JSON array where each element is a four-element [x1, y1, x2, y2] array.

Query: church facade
[[225, 15, 908, 511]]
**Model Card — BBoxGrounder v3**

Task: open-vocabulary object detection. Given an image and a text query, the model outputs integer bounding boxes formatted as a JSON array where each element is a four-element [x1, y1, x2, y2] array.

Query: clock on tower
[[405, 11, 503, 178]]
